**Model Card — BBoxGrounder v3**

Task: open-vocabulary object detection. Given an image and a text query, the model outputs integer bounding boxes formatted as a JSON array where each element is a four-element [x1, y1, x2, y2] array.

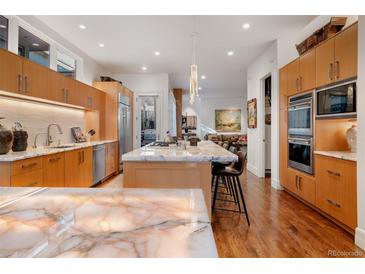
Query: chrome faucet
[[47, 123, 63, 146], [33, 132, 47, 148]]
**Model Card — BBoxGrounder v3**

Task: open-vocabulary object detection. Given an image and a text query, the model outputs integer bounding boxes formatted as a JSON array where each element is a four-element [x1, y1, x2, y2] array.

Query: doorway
[[137, 95, 160, 147], [264, 75, 272, 177]]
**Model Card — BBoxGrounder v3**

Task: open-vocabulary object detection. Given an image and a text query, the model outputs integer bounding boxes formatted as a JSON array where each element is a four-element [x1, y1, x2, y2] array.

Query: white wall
[[246, 41, 280, 189], [111, 73, 170, 148], [0, 97, 85, 147], [182, 94, 247, 139], [355, 15, 365, 251]]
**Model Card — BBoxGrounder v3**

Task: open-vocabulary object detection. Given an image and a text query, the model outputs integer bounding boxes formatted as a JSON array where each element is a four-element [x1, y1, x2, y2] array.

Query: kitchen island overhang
[[122, 141, 238, 218]]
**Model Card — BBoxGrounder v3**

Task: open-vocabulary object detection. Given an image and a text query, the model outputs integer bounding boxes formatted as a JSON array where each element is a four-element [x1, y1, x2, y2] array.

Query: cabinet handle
[[296, 78, 299, 91], [66, 90, 69, 103], [328, 63, 333, 80], [326, 170, 341, 177], [17, 74, 22, 93], [334, 61, 340, 79], [82, 151, 85, 163], [26, 182, 38, 187], [327, 199, 341, 208], [295, 175, 298, 189], [63, 88, 66, 102], [78, 151, 82, 164], [298, 177, 302, 191], [21, 162, 37, 169], [49, 157, 61, 163], [24, 76, 29, 94]]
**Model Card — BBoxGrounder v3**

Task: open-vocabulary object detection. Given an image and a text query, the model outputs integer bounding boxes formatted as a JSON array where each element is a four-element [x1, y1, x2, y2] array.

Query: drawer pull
[[49, 157, 61, 163], [21, 162, 37, 169], [26, 182, 38, 187], [326, 170, 341, 177], [327, 199, 341, 208]]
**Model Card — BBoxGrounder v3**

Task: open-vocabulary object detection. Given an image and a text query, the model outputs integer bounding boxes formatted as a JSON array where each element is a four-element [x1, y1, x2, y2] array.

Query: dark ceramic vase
[[12, 130, 28, 152], [0, 119, 13, 154]]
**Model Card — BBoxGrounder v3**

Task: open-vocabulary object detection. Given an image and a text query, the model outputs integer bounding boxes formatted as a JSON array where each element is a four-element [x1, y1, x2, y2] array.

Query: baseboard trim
[[247, 163, 259, 177], [271, 178, 283, 190], [355, 227, 365, 251]]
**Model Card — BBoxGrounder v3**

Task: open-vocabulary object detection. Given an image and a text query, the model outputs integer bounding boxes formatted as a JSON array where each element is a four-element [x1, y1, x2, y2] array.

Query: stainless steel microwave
[[316, 80, 356, 118]]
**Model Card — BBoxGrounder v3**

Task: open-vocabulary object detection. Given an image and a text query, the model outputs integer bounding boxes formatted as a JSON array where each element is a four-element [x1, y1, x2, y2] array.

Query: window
[[57, 50, 76, 79], [0, 16, 8, 49], [18, 27, 50, 67]]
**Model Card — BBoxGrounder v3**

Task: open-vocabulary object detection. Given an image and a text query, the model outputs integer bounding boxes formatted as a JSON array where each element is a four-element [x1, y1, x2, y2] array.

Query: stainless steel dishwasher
[[93, 144, 106, 185]]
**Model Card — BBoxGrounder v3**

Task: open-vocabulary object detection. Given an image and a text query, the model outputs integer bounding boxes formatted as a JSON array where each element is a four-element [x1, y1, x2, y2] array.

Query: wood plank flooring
[[101, 171, 364, 258]]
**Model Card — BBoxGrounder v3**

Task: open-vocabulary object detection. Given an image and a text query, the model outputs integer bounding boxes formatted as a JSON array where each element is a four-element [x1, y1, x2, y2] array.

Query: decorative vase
[[0, 118, 13, 154], [346, 124, 357, 153]]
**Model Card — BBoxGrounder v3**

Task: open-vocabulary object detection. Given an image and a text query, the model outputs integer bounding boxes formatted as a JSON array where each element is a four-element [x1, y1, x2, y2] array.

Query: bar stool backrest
[[233, 151, 247, 175]]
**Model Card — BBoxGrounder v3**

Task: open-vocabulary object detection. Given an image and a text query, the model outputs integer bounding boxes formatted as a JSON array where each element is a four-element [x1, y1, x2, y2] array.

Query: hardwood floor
[[101, 171, 364, 258], [212, 171, 364, 258]]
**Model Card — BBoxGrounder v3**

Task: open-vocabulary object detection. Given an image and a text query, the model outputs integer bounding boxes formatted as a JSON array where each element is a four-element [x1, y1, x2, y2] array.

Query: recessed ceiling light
[[79, 24, 86, 30], [99, 43, 105, 48], [227, 51, 234, 56], [154, 51, 160, 56], [142, 66, 147, 71], [32, 43, 39, 47], [201, 75, 206, 80], [198, 87, 202, 90], [0, 24, 7, 29], [242, 23, 250, 29]]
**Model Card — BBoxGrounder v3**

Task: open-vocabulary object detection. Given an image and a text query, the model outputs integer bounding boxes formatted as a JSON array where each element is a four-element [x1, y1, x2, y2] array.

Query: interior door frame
[[135, 94, 161, 149]]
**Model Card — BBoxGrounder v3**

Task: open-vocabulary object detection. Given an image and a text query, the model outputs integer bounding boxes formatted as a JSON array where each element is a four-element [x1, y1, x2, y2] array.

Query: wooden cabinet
[[287, 50, 316, 95], [105, 142, 117, 177], [65, 147, 93, 187], [0, 49, 23, 94], [315, 155, 357, 229], [22, 58, 49, 99], [11, 157, 43, 187], [316, 23, 357, 87], [279, 66, 288, 187], [43, 153, 65, 187], [285, 168, 316, 205]]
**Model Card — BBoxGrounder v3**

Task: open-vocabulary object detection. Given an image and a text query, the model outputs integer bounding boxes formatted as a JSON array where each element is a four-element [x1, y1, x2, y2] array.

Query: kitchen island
[[122, 141, 238, 218], [0, 187, 216, 258]]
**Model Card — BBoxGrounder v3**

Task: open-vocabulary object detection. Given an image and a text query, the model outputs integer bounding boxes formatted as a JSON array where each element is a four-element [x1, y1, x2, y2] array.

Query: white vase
[[346, 125, 357, 153]]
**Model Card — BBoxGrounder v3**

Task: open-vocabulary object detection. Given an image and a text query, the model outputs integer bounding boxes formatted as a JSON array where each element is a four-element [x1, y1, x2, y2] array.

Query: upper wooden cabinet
[[287, 50, 316, 96], [0, 49, 23, 94], [316, 23, 358, 87], [22, 58, 49, 99]]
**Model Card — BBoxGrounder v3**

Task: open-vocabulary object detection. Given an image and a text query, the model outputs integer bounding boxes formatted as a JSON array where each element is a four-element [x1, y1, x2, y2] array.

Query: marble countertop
[[0, 187, 217, 258], [314, 150, 357, 162], [122, 140, 238, 162], [0, 140, 117, 162]]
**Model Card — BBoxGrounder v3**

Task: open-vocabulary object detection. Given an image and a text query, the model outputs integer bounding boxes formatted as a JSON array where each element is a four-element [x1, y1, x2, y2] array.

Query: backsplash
[[0, 97, 85, 148]]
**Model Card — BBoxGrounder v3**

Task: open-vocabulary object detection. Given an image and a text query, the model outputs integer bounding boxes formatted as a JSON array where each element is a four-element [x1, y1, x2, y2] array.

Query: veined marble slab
[[0, 187, 217, 258], [314, 150, 357, 162], [122, 140, 237, 162], [0, 140, 117, 162]]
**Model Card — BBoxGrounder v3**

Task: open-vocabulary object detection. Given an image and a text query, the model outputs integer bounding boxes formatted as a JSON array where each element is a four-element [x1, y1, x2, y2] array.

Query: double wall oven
[[288, 92, 314, 175]]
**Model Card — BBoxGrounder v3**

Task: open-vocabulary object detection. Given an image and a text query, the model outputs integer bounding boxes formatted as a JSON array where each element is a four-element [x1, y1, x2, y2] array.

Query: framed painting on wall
[[215, 109, 241, 132], [247, 98, 257, 128]]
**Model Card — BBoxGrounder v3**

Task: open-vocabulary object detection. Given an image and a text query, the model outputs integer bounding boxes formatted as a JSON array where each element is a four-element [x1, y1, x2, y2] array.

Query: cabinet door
[[315, 38, 334, 87], [0, 49, 23, 94], [334, 23, 358, 82], [105, 142, 117, 176], [80, 147, 93, 187], [22, 58, 49, 99], [285, 168, 298, 193], [43, 153, 65, 187], [64, 77, 79, 105], [279, 66, 288, 105], [48, 70, 67, 103], [296, 173, 316, 205], [286, 58, 300, 96], [315, 155, 357, 229], [299, 49, 316, 92], [65, 148, 93, 187]]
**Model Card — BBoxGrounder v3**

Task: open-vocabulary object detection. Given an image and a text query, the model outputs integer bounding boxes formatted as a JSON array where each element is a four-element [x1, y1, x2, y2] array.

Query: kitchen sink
[[47, 145, 76, 149]]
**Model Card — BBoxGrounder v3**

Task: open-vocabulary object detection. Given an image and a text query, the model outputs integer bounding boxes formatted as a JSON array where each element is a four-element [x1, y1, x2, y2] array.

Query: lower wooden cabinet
[[65, 147, 93, 187], [315, 155, 357, 229], [43, 153, 65, 187], [286, 168, 316, 205], [11, 169, 43, 187], [105, 142, 117, 177]]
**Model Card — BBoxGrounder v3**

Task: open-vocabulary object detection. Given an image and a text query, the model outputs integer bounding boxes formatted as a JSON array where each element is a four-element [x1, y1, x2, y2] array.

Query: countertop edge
[[314, 150, 357, 162]]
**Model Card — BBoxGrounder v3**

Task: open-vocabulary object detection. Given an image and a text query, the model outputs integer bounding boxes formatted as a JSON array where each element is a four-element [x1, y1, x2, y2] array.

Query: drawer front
[[315, 155, 357, 229], [12, 157, 43, 176], [11, 169, 43, 187]]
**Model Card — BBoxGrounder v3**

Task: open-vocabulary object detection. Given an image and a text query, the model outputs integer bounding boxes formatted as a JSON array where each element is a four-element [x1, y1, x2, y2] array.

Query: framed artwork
[[215, 109, 241, 132], [247, 98, 257, 128]]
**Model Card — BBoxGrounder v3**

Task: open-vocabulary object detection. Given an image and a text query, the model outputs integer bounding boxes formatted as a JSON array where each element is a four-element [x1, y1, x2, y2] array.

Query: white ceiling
[[36, 15, 315, 96]]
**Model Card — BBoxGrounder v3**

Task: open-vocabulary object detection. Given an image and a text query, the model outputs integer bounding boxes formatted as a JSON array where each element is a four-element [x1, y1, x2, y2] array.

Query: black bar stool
[[212, 151, 250, 226]]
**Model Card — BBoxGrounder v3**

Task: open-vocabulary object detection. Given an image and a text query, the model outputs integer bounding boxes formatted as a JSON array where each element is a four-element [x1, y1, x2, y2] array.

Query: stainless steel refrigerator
[[118, 93, 132, 171]]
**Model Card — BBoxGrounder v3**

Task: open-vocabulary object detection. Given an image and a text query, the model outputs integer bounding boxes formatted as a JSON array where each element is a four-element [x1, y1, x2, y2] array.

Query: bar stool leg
[[231, 176, 242, 212], [235, 175, 250, 226]]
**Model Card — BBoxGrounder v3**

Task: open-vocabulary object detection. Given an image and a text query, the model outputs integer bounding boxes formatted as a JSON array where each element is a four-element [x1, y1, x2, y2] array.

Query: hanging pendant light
[[189, 17, 198, 105]]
